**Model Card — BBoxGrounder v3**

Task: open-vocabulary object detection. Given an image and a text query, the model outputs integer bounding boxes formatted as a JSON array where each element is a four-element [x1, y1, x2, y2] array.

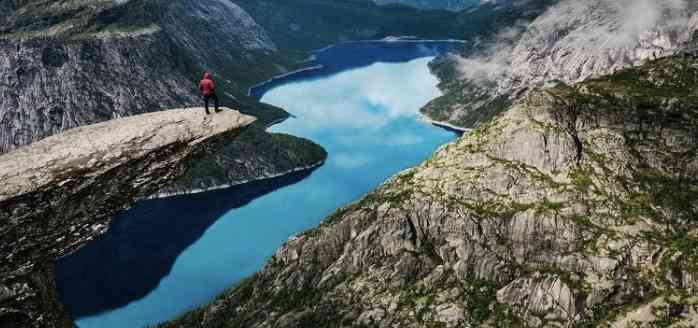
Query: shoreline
[[418, 114, 472, 133], [250, 38, 467, 97], [218, 38, 467, 201], [148, 160, 326, 200], [247, 65, 324, 97], [310, 37, 468, 53], [262, 116, 293, 130]]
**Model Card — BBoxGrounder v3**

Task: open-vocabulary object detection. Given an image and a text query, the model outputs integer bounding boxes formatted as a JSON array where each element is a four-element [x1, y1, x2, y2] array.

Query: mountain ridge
[[422, 0, 698, 129], [0, 0, 328, 196]]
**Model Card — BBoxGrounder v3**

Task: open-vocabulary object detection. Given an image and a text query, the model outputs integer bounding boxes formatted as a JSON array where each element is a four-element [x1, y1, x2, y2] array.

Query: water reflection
[[56, 170, 315, 318], [266, 56, 444, 133], [59, 42, 460, 328]]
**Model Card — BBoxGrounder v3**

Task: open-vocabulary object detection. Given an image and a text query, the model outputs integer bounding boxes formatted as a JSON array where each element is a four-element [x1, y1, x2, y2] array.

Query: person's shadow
[[55, 168, 315, 318]]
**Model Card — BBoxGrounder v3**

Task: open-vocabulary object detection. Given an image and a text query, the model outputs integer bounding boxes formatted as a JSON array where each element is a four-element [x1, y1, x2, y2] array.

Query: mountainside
[[164, 53, 698, 328], [232, 0, 552, 51], [0, 0, 281, 153], [0, 108, 255, 328], [0, 0, 326, 193], [158, 127, 327, 197], [423, 0, 698, 129]]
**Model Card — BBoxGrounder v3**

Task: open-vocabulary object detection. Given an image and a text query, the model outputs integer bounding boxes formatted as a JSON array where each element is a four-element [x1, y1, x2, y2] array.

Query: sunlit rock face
[[0, 108, 255, 328]]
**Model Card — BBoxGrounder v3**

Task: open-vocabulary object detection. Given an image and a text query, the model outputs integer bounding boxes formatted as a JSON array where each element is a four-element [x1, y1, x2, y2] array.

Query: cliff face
[[0, 108, 255, 328], [501, 0, 698, 96], [423, 0, 698, 129], [0, 33, 199, 153], [0, 0, 327, 194], [159, 127, 327, 197], [164, 55, 698, 328], [0, 0, 283, 153]]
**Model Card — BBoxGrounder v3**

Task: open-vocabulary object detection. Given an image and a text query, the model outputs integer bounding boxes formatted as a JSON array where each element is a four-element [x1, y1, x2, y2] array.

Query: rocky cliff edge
[[0, 108, 255, 328]]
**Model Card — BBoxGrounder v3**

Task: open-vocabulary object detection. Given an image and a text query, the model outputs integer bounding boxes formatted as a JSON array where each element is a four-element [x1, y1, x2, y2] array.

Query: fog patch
[[454, 0, 693, 83], [453, 20, 528, 82]]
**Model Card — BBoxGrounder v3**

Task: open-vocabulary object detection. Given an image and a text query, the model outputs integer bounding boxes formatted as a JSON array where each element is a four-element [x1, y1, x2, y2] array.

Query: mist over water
[[59, 43, 459, 328]]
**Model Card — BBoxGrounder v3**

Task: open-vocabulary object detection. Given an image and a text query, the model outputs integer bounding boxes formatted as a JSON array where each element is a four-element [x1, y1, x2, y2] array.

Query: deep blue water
[[56, 41, 462, 328]]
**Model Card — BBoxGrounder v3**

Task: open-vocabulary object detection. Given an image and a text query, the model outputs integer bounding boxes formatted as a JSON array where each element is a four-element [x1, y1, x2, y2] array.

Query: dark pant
[[203, 93, 219, 113]]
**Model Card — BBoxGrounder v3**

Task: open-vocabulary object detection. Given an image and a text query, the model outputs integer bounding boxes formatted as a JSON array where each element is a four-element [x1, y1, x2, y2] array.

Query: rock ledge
[[0, 107, 255, 328]]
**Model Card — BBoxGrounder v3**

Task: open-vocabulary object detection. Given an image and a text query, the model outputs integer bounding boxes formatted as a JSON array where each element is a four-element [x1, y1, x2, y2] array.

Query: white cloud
[[454, 0, 694, 85], [563, 0, 690, 49]]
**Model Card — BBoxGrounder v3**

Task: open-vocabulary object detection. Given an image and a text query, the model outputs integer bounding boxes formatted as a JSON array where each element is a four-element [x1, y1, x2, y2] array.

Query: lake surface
[[56, 41, 462, 328]]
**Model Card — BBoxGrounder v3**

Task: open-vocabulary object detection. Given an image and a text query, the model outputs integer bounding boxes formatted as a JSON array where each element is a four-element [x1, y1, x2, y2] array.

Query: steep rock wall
[[0, 108, 255, 328], [423, 0, 698, 128], [0, 32, 198, 153], [0, 0, 326, 195]]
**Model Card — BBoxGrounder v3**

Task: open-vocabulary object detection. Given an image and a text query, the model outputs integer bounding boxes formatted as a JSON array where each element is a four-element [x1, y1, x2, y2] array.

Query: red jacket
[[199, 73, 215, 96]]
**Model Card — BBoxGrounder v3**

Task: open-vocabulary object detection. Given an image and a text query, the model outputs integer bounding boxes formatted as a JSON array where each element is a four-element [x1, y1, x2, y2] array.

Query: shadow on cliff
[[54, 168, 316, 319]]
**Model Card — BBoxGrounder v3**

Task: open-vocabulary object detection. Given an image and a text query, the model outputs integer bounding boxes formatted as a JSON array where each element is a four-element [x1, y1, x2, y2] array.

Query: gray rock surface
[[0, 108, 255, 328], [423, 0, 698, 128], [0, 0, 326, 196], [501, 0, 698, 95], [0, 34, 199, 153], [0, 0, 280, 154]]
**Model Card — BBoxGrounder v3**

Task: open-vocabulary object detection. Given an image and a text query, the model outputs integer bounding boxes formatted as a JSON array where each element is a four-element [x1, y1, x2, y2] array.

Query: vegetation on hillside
[[234, 0, 557, 50]]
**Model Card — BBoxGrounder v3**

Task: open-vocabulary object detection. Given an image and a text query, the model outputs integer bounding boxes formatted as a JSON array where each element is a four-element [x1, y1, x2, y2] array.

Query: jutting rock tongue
[[0, 108, 255, 328]]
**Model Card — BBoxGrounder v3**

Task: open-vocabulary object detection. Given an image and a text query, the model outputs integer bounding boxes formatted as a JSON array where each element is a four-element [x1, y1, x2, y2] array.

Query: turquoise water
[[58, 44, 459, 328]]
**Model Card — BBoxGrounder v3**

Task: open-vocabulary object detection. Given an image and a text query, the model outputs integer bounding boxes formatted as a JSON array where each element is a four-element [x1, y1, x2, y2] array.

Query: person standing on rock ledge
[[199, 72, 220, 115]]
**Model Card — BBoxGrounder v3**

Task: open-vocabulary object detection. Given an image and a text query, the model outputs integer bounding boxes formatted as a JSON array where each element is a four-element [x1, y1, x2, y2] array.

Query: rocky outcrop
[[0, 108, 255, 328], [157, 126, 327, 197], [423, 0, 698, 129], [163, 55, 698, 327], [0, 0, 287, 153], [501, 0, 698, 95], [0, 0, 327, 196], [0, 33, 199, 153]]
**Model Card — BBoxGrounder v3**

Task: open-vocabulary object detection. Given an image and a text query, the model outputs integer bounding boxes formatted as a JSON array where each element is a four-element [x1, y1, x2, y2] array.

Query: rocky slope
[[0, 32, 198, 152], [0, 108, 255, 328], [158, 126, 327, 197], [423, 0, 698, 129], [0, 0, 285, 153], [164, 54, 698, 327], [0, 0, 326, 193]]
